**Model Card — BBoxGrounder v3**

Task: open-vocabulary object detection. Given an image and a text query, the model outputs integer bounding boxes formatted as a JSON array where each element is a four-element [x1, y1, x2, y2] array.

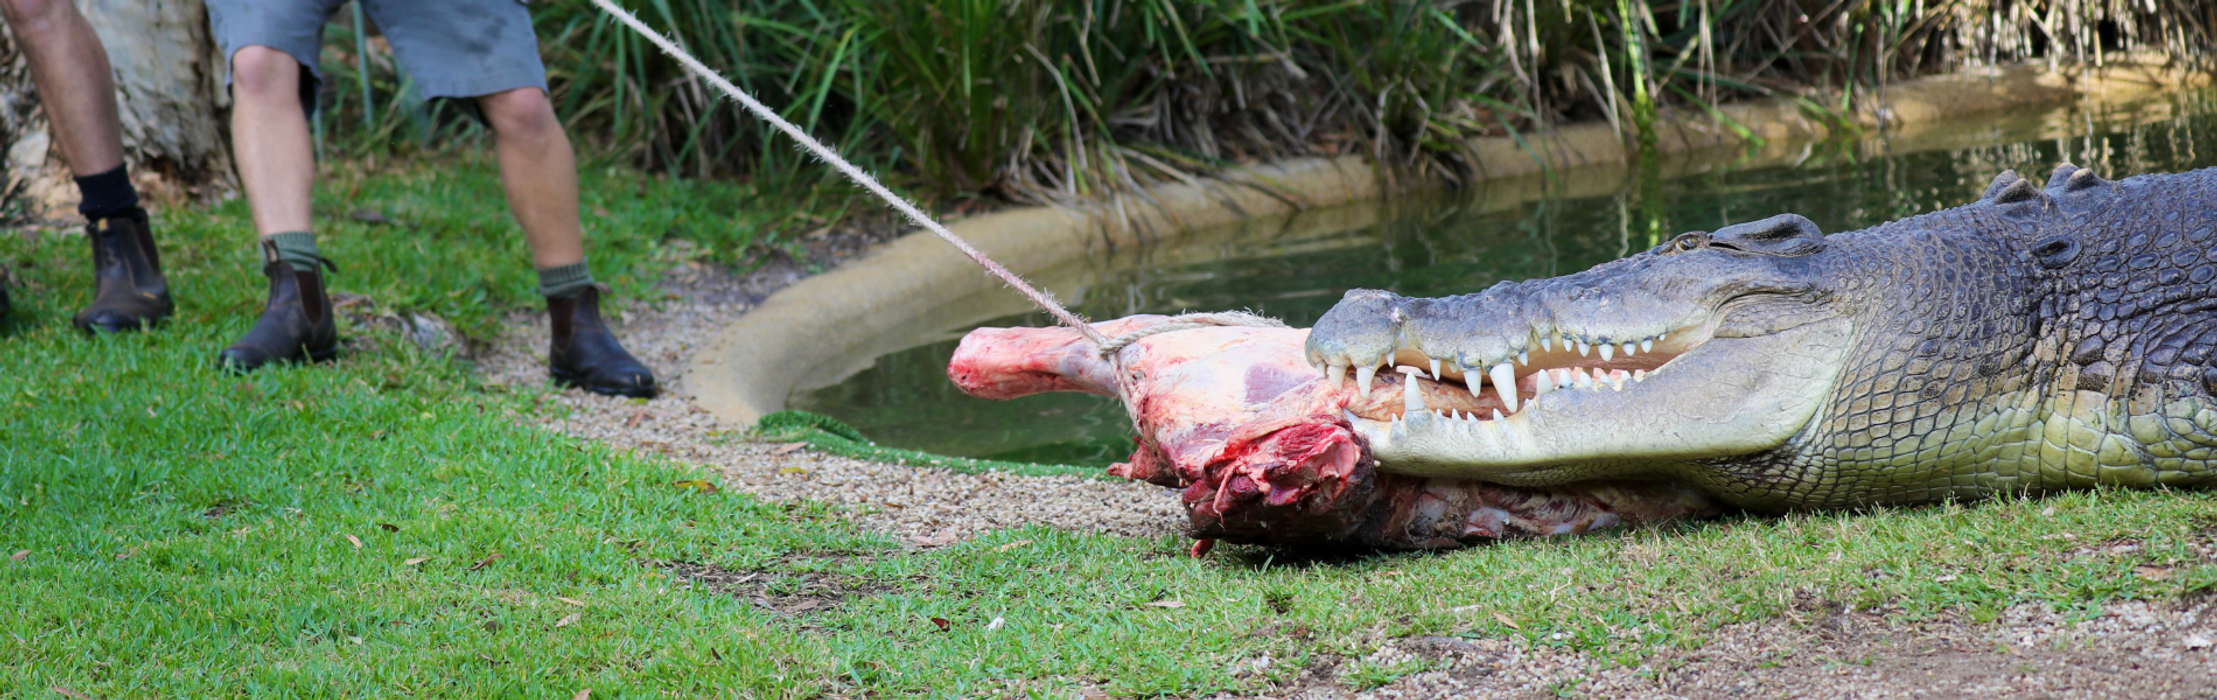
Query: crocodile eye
[[1669, 232, 1707, 253], [2032, 236, 2079, 268]]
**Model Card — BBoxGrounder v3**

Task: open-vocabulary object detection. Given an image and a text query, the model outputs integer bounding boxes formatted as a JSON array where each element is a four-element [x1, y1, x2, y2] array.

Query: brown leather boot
[[548, 285, 657, 397], [217, 241, 338, 372], [72, 208, 174, 333]]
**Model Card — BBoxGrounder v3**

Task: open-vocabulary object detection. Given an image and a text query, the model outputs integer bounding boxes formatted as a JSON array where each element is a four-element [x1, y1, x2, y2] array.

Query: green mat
[[751, 410, 1113, 480]]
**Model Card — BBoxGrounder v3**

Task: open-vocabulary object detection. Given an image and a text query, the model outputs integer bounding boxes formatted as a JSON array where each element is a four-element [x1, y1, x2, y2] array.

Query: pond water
[[791, 88, 2217, 467]]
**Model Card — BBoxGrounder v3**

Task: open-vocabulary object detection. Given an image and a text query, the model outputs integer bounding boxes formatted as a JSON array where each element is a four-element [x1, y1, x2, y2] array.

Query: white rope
[[587, 0, 1110, 348], [590, 0, 1292, 443]]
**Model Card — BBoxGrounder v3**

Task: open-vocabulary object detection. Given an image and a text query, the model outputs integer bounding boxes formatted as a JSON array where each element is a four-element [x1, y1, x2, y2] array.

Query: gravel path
[[474, 254, 1181, 547]]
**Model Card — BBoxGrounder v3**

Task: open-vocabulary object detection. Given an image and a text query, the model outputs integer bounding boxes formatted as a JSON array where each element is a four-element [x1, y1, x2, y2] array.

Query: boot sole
[[551, 370, 659, 398], [217, 346, 342, 374], [74, 315, 171, 334]]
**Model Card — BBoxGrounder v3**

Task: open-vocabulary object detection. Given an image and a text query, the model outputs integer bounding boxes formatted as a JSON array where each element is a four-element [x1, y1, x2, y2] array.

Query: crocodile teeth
[[1640, 339, 1654, 353], [1633, 369, 1647, 382], [1576, 340, 1591, 357], [1540, 335, 1554, 352], [1598, 343, 1615, 362], [1429, 358, 1442, 379], [1518, 351, 1530, 366], [1532, 369, 1557, 396], [1397, 366, 1426, 411], [1574, 369, 1596, 389], [1623, 342, 1638, 356], [1491, 409, 1505, 422], [1356, 365, 1377, 395], [1489, 363, 1518, 413], [1610, 373, 1627, 391], [1327, 364, 1347, 386]]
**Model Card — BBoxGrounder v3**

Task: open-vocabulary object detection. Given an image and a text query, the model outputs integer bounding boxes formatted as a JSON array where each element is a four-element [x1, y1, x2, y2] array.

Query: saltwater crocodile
[[949, 165, 2217, 549]]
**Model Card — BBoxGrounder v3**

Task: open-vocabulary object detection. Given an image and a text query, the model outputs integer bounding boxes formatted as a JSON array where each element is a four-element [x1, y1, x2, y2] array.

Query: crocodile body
[[1304, 164, 2217, 511]]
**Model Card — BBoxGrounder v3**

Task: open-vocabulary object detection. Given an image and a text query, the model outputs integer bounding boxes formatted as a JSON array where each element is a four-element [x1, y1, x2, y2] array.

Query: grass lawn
[[5, 157, 2216, 698]]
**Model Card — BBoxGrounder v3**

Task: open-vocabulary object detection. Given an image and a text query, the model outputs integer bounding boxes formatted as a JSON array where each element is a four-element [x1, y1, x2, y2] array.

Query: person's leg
[[479, 88, 584, 269], [477, 87, 655, 397], [364, 0, 653, 395], [0, 0, 171, 331], [227, 45, 317, 239], [214, 44, 336, 370], [203, 0, 344, 367], [0, 0, 119, 176]]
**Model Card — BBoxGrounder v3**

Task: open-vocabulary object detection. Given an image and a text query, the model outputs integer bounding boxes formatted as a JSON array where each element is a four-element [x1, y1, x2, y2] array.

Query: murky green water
[[792, 89, 2217, 466]]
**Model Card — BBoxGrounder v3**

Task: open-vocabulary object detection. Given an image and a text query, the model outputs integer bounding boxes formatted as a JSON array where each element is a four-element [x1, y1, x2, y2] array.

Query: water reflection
[[792, 88, 2217, 466]]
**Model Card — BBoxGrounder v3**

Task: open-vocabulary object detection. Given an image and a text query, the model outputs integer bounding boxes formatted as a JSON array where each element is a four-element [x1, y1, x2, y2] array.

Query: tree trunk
[[0, 0, 229, 220]]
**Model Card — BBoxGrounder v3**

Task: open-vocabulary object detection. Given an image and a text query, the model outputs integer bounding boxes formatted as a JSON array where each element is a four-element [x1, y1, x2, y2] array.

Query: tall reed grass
[[315, 1, 2216, 203]]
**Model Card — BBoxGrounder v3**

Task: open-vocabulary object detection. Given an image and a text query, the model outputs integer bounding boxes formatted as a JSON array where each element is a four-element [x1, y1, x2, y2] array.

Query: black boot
[[73, 209, 174, 333], [217, 242, 338, 372], [549, 285, 657, 397]]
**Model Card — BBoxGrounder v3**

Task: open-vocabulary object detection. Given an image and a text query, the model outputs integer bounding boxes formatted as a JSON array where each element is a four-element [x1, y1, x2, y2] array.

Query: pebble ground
[[475, 253, 1181, 548]]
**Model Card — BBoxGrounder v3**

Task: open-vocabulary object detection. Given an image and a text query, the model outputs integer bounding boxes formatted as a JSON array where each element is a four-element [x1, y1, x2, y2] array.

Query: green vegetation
[[319, 1, 2212, 206], [4, 161, 2216, 697]]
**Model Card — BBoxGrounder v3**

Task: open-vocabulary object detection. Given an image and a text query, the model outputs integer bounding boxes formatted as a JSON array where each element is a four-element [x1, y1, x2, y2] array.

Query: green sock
[[536, 261, 594, 300], [264, 231, 322, 273]]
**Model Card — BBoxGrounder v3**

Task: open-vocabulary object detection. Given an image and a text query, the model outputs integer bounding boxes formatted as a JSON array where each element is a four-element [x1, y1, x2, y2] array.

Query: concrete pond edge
[[689, 58, 2211, 430]]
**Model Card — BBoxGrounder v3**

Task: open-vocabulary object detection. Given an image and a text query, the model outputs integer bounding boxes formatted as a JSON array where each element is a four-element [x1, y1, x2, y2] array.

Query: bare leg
[[227, 45, 315, 237], [0, 0, 121, 176], [3, 0, 176, 332], [478, 86, 655, 397], [478, 87, 585, 269], [214, 45, 335, 370]]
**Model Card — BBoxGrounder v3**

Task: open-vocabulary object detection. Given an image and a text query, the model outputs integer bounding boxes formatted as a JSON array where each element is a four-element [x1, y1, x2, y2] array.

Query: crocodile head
[[1305, 213, 1859, 485]]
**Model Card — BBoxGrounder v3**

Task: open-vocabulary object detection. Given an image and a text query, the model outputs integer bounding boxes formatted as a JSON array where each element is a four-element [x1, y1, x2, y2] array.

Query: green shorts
[[206, 0, 549, 118]]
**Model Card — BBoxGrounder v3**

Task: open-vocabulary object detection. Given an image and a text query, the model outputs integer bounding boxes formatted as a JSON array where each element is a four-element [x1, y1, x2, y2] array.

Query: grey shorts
[[206, 0, 549, 118]]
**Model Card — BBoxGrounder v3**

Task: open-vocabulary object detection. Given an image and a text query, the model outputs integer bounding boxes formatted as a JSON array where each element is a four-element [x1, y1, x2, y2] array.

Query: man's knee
[[2, 0, 73, 35], [479, 88, 563, 140], [230, 46, 301, 104]]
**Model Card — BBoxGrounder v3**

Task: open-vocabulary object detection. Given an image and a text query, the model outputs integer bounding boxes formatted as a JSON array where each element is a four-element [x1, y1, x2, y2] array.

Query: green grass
[[5, 159, 2217, 697]]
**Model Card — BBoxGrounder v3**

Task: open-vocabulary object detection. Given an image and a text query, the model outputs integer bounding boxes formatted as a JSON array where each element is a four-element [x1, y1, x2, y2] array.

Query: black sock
[[74, 164, 140, 221]]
